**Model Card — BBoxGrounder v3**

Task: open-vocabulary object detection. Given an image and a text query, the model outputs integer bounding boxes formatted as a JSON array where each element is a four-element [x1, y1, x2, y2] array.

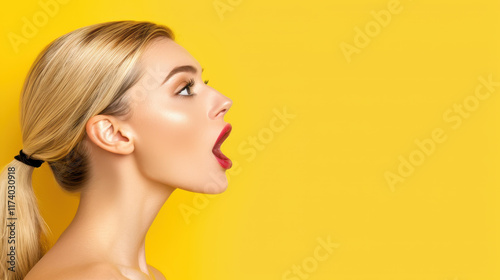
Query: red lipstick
[[212, 123, 232, 169]]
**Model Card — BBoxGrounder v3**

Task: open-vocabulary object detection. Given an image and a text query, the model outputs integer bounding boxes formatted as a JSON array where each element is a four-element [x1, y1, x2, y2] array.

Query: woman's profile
[[0, 20, 234, 280]]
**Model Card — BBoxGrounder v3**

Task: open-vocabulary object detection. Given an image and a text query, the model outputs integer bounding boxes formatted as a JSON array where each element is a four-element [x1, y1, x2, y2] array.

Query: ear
[[85, 115, 134, 155]]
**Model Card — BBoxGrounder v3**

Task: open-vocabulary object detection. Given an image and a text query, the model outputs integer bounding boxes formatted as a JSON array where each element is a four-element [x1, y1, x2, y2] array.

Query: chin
[[173, 177, 228, 194], [203, 184, 228, 194], [195, 174, 229, 194], [197, 180, 228, 194], [177, 185, 227, 194], [168, 164, 230, 194]]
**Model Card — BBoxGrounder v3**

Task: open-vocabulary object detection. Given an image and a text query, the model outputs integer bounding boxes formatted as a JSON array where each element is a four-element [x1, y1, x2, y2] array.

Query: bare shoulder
[[147, 264, 167, 280], [24, 249, 163, 280], [26, 262, 131, 280], [59, 263, 166, 280]]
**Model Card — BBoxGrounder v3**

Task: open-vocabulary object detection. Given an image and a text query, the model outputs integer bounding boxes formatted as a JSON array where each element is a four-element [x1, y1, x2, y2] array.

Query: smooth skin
[[24, 37, 233, 279]]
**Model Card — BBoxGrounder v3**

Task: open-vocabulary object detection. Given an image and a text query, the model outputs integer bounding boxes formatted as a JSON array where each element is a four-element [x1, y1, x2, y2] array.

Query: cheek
[[157, 110, 198, 153], [130, 101, 213, 188]]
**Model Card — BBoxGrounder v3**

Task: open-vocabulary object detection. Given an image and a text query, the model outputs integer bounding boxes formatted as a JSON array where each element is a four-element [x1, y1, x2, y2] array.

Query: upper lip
[[213, 123, 232, 152]]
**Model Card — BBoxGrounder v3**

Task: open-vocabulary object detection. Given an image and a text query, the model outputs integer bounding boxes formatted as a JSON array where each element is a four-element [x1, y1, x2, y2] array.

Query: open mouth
[[212, 123, 232, 169]]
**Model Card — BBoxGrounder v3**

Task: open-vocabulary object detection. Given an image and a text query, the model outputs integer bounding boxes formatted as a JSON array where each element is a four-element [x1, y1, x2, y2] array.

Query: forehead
[[138, 37, 201, 79]]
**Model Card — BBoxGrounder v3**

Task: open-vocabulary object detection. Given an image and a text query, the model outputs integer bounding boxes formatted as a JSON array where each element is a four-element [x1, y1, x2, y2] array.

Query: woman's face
[[123, 38, 233, 194]]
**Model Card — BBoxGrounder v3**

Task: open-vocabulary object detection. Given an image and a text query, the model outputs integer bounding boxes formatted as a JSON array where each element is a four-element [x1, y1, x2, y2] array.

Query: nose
[[210, 92, 233, 120]]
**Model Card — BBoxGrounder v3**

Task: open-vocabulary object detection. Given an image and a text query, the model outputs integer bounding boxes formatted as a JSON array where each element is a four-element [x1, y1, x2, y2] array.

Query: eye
[[176, 79, 195, 97]]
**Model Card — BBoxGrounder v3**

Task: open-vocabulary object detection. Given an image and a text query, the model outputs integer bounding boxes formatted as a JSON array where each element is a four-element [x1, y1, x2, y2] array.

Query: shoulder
[[25, 254, 165, 280], [26, 262, 131, 280]]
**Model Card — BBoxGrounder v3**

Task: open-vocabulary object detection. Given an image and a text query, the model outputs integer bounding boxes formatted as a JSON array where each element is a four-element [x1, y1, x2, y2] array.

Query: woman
[[0, 20, 234, 280]]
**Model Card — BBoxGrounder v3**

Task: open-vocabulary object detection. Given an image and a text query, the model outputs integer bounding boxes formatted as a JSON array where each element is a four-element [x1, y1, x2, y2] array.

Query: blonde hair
[[0, 20, 174, 280]]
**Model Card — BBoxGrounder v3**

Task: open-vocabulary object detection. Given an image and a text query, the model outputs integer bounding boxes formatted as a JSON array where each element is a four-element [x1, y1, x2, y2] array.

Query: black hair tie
[[14, 149, 44, 168]]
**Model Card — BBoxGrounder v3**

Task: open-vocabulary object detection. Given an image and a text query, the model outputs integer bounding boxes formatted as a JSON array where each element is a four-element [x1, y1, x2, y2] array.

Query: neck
[[56, 156, 174, 276]]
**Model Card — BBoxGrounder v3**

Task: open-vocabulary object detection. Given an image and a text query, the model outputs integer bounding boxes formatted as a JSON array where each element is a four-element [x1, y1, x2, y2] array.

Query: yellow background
[[1, 0, 500, 279]]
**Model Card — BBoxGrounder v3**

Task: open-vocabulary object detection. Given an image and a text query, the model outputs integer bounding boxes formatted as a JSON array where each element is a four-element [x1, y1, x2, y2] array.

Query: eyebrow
[[161, 65, 203, 85]]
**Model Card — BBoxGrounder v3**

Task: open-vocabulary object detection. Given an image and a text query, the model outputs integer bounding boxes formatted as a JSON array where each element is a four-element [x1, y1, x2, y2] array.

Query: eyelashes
[[176, 78, 209, 98]]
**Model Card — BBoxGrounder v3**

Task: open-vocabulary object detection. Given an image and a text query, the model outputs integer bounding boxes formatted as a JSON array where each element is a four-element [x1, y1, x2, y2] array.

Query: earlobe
[[85, 115, 134, 155]]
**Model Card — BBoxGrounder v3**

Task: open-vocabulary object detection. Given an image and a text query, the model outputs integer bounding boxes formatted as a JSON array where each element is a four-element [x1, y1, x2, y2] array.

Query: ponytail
[[0, 20, 175, 279], [0, 159, 50, 280]]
